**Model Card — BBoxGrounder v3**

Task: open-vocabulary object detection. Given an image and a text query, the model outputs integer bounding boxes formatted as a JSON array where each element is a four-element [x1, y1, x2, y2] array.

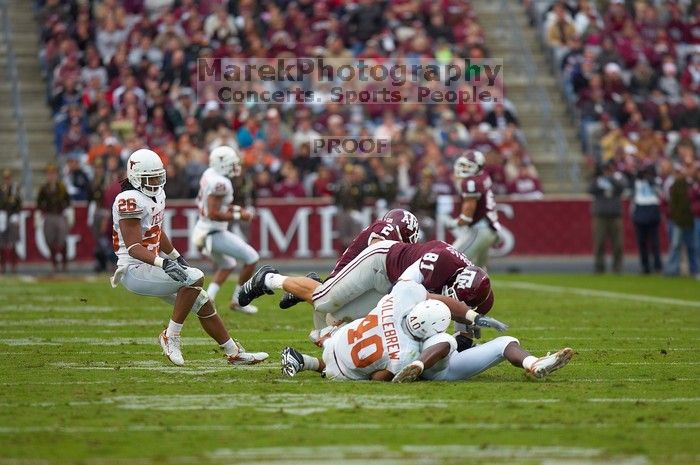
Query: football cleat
[[279, 271, 322, 309], [392, 360, 424, 383], [226, 341, 268, 365], [281, 346, 305, 377], [237, 265, 278, 307], [527, 348, 574, 379], [229, 302, 259, 314], [159, 329, 184, 366]]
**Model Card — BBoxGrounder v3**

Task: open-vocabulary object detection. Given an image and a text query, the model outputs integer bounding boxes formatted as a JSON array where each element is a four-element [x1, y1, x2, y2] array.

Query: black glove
[[176, 255, 189, 267], [163, 258, 188, 283]]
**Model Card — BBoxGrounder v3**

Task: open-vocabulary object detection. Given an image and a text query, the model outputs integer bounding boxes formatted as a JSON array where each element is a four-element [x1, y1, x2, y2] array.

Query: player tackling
[[110, 149, 268, 366], [192, 146, 260, 314]]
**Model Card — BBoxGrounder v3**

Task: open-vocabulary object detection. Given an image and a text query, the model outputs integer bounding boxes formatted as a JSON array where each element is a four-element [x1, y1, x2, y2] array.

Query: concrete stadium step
[[3, 0, 55, 198], [471, 0, 583, 193]]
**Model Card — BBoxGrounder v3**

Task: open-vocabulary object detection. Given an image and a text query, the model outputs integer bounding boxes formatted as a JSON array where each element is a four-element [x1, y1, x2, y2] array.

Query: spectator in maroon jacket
[[507, 163, 544, 199], [312, 165, 335, 198], [274, 163, 306, 198]]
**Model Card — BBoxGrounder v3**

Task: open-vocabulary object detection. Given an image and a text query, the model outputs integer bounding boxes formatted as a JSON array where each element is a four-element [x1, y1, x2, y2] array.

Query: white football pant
[[422, 336, 519, 381], [117, 263, 204, 305], [311, 240, 396, 328]]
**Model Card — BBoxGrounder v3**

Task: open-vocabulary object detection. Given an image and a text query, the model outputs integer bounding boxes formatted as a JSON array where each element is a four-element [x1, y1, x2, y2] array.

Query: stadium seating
[[34, 0, 543, 203], [526, 0, 700, 179]]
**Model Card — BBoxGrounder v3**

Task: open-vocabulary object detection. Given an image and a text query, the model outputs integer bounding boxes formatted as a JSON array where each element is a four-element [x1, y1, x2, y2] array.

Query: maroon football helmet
[[382, 208, 420, 243], [443, 265, 493, 314]]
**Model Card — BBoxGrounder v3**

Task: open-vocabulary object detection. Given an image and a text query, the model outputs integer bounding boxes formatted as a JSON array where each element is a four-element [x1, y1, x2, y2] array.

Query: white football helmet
[[127, 149, 165, 197], [405, 299, 451, 340], [454, 150, 485, 178], [210, 146, 242, 177]]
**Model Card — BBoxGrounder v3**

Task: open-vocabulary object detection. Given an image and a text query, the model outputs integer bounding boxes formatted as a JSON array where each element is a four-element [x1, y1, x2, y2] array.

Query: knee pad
[[185, 266, 205, 286], [496, 336, 520, 355], [189, 287, 214, 317], [244, 249, 260, 266]]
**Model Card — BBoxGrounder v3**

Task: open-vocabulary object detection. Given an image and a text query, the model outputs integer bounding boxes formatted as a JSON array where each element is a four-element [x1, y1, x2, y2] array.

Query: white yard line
[[497, 281, 700, 308], [589, 397, 700, 403], [0, 422, 695, 435], [0, 444, 655, 465], [0, 319, 163, 327], [5, 392, 700, 412], [1, 346, 695, 356], [0, 306, 117, 313]]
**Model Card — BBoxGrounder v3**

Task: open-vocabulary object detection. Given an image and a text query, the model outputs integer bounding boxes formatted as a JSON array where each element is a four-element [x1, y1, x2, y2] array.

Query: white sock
[[220, 338, 239, 356], [264, 273, 287, 290], [522, 355, 538, 370], [232, 285, 241, 303], [207, 283, 221, 300], [166, 320, 183, 337], [302, 354, 319, 372]]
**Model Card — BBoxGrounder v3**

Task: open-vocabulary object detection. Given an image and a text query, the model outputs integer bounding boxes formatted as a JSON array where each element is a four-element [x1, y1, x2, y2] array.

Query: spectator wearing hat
[[631, 163, 663, 274], [0, 170, 22, 273], [36, 164, 72, 272], [589, 160, 627, 273]]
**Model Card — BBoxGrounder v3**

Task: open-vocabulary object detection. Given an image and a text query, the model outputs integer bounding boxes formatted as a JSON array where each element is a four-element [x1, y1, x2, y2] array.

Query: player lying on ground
[[191, 146, 260, 314], [239, 240, 500, 349], [281, 280, 456, 382], [279, 208, 421, 325], [110, 149, 268, 366]]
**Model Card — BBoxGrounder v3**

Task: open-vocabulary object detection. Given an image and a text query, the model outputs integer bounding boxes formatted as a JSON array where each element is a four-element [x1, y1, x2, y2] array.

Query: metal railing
[[0, 0, 33, 199], [498, 0, 581, 192]]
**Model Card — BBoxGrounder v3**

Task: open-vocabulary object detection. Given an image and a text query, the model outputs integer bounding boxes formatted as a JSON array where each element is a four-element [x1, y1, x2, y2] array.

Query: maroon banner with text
[[14, 197, 665, 262]]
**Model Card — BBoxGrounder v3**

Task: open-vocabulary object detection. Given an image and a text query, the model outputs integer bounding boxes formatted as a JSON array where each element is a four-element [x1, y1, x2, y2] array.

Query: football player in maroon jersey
[[238, 240, 507, 342], [446, 150, 502, 267], [278, 208, 420, 324]]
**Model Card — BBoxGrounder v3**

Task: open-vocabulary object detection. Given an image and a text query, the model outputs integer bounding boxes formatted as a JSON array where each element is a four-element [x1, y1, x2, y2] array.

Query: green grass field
[[1, 272, 699, 465]]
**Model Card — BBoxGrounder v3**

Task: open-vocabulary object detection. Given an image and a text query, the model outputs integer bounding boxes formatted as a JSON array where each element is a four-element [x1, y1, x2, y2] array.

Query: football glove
[[162, 258, 188, 283], [474, 314, 509, 332], [443, 216, 459, 230], [176, 255, 190, 267]]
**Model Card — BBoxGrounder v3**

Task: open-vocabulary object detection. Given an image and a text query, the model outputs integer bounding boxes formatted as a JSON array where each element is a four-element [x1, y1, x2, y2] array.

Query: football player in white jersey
[[281, 280, 457, 382], [110, 149, 268, 366], [192, 146, 260, 314]]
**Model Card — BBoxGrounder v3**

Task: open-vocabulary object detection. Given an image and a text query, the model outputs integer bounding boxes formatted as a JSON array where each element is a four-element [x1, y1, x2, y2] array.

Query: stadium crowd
[[528, 0, 700, 277], [36, 0, 542, 218]]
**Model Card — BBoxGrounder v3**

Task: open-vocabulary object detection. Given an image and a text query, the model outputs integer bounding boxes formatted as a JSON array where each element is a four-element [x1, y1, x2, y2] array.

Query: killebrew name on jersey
[[380, 297, 400, 361]]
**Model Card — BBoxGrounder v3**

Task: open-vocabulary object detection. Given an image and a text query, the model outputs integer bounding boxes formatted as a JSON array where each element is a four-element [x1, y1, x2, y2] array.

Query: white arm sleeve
[[398, 260, 423, 284], [390, 280, 428, 318]]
